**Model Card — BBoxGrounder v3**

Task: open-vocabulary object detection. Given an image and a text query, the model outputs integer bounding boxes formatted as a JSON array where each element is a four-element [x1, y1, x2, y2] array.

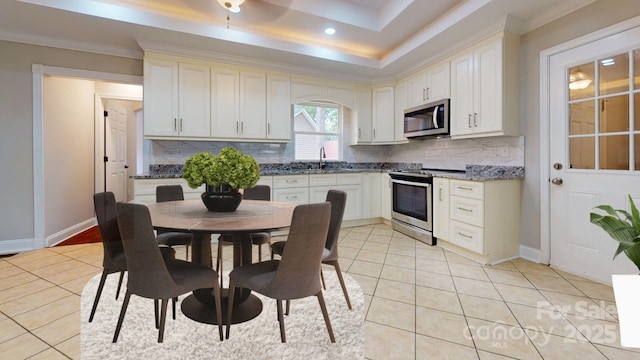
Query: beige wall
[[0, 40, 141, 244], [518, 0, 640, 250]]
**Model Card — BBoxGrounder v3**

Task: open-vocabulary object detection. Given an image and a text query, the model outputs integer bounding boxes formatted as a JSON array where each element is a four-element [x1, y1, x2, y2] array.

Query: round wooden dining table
[[145, 199, 297, 325]]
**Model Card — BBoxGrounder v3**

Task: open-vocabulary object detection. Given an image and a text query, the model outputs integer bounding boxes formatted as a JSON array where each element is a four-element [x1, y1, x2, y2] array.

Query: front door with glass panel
[[549, 28, 640, 283]]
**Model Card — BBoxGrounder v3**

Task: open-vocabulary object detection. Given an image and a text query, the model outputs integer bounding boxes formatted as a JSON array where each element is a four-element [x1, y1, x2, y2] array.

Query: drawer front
[[450, 179, 484, 200], [273, 175, 309, 188], [309, 174, 337, 186], [273, 188, 309, 204], [450, 196, 484, 227], [449, 221, 484, 254], [337, 173, 362, 185]]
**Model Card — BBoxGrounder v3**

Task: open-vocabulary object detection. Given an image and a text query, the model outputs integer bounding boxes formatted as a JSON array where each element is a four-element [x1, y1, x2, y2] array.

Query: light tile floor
[[1, 223, 639, 359]]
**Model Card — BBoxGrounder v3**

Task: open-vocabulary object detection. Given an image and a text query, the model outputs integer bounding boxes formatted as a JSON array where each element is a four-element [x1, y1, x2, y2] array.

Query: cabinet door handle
[[439, 188, 443, 201], [457, 232, 473, 239], [174, 118, 177, 131], [286, 195, 298, 200], [180, 118, 183, 131], [236, 121, 239, 134], [426, 87, 430, 100], [373, 129, 376, 139], [358, 128, 361, 138], [285, 179, 298, 183], [267, 123, 271, 135], [457, 186, 473, 191], [473, 112, 478, 127], [422, 88, 426, 101], [458, 207, 473, 213], [468, 114, 472, 128]]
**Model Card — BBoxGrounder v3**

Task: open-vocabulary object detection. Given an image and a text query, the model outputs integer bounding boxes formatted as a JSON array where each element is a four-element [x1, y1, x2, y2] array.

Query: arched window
[[293, 102, 342, 161]]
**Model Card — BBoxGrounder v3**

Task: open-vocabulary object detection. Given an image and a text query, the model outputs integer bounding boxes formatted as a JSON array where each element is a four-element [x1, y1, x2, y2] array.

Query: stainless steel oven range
[[389, 170, 435, 245]]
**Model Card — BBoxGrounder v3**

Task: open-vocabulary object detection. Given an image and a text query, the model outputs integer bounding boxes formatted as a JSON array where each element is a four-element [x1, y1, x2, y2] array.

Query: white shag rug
[[81, 270, 364, 360]]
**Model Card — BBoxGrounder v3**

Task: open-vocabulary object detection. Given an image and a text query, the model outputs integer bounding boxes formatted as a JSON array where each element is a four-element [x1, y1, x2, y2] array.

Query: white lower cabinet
[[308, 173, 362, 221], [433, 178, 450, 239], [273, 174, 309, 205], [381, 173, 392, 221], [435, 178, 521, 264], [133, 176, 274, 204], [134, 172, 383, 223], [133, 178, 205, 204]]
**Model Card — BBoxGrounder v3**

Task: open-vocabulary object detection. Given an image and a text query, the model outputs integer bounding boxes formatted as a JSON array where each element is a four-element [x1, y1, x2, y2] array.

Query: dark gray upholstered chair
[[271, 190, 351, 310], [156, 185, 192, 260], [89, 192, 176, 323], [112, 202, 223, 343], [216, 185, 272, 278], [226, 202, 335, 343]]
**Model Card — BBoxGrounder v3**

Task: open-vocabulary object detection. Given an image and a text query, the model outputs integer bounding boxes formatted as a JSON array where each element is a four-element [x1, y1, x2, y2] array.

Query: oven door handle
[[391, 179, 431, 188]]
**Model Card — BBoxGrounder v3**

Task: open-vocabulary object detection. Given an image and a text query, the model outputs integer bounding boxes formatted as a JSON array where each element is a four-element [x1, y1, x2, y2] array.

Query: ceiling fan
[[215, 0, 293, 27]]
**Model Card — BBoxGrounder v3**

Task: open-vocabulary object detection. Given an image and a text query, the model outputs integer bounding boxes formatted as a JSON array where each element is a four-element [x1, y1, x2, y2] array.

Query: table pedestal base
[[181, 294, 263, 325]]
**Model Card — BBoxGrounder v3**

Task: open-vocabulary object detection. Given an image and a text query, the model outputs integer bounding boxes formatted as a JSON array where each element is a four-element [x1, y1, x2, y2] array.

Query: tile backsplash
[[143, 135, 523, 173]]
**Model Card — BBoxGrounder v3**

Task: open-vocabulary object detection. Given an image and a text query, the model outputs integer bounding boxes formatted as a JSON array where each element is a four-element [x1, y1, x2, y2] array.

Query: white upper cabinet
[[178, 63, 211, 137], [144, 58, 210, 138], [371, 86, 395, 143], [351, 87, 372, 144], [212, 68, 292, 141], [266, 74, 292, 141], [239, 71, 267, 139], [406, 61, 450, 109], [394, 80, 408, 142], [450, 32, 520, 139], [211, 66, 240, 138]]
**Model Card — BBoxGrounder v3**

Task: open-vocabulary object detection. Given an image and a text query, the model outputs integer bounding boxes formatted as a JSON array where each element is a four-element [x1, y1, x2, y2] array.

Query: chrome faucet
[[319, 146, 326, 169]]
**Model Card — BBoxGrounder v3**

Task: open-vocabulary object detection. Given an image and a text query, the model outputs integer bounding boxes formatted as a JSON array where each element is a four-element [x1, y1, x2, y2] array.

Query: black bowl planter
[[201, 184, 243, 212]]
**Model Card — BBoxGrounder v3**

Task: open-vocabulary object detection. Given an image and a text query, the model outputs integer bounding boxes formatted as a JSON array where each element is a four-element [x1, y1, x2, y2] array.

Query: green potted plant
[[182, 147, 260, 212], [591, 195, 640, 348]]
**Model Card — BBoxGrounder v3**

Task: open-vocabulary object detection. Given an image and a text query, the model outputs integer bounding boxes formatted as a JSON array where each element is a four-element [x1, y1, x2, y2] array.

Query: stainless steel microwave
[[403, 98, 450, 138]]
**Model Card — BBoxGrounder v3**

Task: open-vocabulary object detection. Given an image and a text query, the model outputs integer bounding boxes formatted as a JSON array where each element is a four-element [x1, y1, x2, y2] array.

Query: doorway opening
[[32, 65, 142, 250]]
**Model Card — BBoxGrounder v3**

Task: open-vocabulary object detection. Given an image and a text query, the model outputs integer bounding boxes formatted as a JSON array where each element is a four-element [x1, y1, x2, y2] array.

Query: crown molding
[[137, 39, 375, 84], [0, 29, 143, 59]]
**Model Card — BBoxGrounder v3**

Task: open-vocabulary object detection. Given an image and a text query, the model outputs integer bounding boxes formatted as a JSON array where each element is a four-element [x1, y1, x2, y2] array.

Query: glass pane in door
[[599, 135, 629, 170], [570, 137, 595, 169], [599, 96, 629, 133], [569, 63, 595, 101], [599, 54, 629, 95], [569, 101, 595, 135]]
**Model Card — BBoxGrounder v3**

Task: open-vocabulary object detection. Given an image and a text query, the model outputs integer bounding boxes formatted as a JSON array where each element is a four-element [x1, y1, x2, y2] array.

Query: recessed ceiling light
[[324, 28, 336, 35]]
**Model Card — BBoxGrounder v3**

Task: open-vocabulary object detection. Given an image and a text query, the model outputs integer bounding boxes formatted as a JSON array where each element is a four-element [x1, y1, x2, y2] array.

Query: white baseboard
[[0, 238, 36, 255], [46, 218, 97, 247], [519, 244, 544, 264]]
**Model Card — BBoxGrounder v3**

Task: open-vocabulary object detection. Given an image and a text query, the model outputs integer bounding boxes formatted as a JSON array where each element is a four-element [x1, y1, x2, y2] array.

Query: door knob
[[551, 178, 563, 185]]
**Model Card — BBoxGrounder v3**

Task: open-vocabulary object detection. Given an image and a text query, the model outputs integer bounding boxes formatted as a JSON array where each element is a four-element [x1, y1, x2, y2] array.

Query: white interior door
[[105, 102, 127, 202], [549, 27, 640, 284]]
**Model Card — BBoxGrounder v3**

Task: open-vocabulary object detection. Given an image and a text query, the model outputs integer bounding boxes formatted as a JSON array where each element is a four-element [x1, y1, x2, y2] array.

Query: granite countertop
[[132, 162, 524, 181], [430, 165, 525, 181]]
